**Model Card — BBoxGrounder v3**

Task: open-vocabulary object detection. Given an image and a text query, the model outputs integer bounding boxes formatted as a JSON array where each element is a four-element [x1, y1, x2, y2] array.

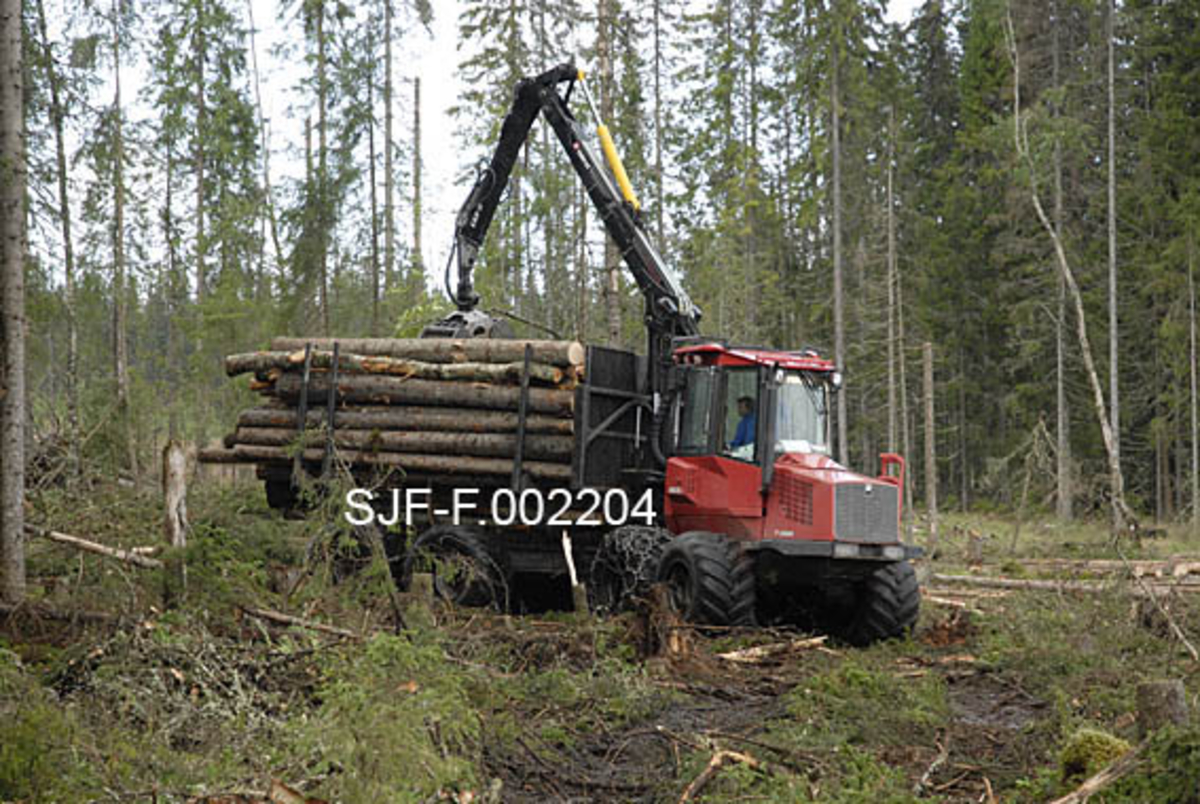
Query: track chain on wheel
[[845, 560, 920, 646], [656, 532, 756, 627], [588, 525, 673, 614]]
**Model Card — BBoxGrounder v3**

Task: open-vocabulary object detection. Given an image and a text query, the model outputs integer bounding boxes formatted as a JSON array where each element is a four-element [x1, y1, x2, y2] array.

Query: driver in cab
[[727, 396, 756, 459]]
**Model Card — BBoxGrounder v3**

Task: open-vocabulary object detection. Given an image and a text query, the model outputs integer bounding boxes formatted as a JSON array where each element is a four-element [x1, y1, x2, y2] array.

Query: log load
[[235, 405, 574, 435], [200, 337, 587, 486], [225, 350, 568, 386], [271, 373, 575, 415], [231, 427, 574, 461], [270, 337, 585, 368], [229, 445, 572, 481]]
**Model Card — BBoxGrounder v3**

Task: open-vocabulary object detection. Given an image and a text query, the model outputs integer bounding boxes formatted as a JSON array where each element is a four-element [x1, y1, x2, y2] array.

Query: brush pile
[[198, 336, 585, 483]]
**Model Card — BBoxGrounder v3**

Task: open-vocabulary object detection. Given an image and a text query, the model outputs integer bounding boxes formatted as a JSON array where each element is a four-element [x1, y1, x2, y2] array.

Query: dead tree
[[1004, 5, 1135, 531]]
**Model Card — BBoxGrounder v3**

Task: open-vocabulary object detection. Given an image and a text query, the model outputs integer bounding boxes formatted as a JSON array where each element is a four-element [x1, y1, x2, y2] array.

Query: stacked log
[[198, 338, 585, 483]]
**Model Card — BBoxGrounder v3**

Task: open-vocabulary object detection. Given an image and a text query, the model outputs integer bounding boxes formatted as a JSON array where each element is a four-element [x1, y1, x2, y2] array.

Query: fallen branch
[[240, 606, 360, 639], [921, 594, 986, 616], [913, 736, 950, 796], [1016, 558, 1200, 578], [678, 750, 765, 803], [1115, 542, 1200, 662], [931, 573, 1200, 597], [26, 524, 164, 569], [1048, 743, 1145, 804], [716, 636, 827, 663], [0, 601, 114, 623], [932, 573, 1107, 592]]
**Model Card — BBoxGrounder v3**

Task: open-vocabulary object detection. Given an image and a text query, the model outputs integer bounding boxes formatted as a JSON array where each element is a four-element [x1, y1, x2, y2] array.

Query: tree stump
[[968, 530, 984, 566], [571, 582, 590, 616], [1136, 679, 1189, 738], [411, 572, 434, 604], [162, 440, 189, 549]]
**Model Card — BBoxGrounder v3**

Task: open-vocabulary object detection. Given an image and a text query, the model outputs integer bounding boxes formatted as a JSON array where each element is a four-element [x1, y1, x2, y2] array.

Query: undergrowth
[[2, 482, 1197, 802]]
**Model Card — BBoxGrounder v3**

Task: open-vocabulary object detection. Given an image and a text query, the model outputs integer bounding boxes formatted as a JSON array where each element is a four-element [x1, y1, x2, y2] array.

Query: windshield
[[776, 371, 830, 454]]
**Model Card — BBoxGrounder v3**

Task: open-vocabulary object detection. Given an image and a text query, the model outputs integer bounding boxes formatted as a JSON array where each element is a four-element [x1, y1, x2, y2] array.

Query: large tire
[[401, 525, 505, 609], [589, 525, 673, 614], [656, 532, 756, 627], [845, 560, 920, 646]]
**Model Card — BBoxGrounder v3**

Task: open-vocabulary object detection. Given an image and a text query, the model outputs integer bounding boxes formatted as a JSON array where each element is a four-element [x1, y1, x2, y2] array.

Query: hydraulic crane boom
[[426, 62, 700, 358]]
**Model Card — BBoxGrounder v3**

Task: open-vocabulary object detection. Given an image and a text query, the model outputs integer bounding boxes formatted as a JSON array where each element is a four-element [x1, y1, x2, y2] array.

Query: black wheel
[[401, 526, 505, 609], [655, 532, 756, 627], [265, 479, 298, 512], [844, 560, 920, 646], [589, 525, 673, 614]]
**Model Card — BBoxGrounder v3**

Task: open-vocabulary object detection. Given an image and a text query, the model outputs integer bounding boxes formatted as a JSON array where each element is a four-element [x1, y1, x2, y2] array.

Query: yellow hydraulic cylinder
[[597, 124, 641, 212]]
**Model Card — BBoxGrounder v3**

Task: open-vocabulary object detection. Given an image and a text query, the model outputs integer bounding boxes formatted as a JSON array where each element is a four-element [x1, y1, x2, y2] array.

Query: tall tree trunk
[[246, 0, 283, 277], [165, 146, 181, 439], [36, 0, 79, 477], [597, 0, 620, 346], [1107, 0, 1120, 527], [1005, 6, 1133, 530], [1053, 0, 1072, 520], [0, 0, 26, 603], [194, 0, 206, 301], [367, 28, 381, 336], [898, 228, 914, 540], [316, 0, 330, 336], [831, 33, 847, 465], [924, 342, 938, 553], [112, 0, 136, 483], [886, 105, 897, 454], [1190, 233, 1198, 535], [383, 0, 395, 293], [652, 0, 664, 247], [412, 76, 422, 292]]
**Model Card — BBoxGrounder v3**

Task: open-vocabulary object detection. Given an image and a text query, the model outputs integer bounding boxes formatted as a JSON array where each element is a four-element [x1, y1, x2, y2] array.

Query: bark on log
[[236, 405, 574, 435], [1136, 680, 1189, 738], [232, 444, 573, 480], [224, 351, 292, 376], [297, 350, 566, 385], [228, 350, 568, 385], [232, 426, 574, 461], [270, 336, 585, 368], [198, 447, 242, 464], [272, 373, 575, 415]]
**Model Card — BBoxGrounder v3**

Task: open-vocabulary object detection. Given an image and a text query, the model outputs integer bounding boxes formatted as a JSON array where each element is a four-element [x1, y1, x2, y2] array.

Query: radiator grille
[[834, 483, 899, 543], [779, 475, 814, 525]]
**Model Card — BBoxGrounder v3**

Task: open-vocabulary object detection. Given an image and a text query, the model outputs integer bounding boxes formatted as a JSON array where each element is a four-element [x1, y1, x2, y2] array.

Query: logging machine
[[405, 64, 919, 642]]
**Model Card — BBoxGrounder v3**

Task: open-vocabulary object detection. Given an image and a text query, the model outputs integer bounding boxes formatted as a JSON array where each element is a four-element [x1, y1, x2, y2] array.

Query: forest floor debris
[[3, 490, 1200, 802]]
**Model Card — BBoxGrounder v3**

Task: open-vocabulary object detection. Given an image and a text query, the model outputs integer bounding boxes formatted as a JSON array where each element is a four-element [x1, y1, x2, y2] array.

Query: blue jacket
[[731, 413, 756, 448]]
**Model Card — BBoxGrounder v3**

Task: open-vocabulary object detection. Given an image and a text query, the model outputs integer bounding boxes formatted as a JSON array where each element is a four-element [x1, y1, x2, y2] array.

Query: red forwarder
[[305, 62, 923, 645]]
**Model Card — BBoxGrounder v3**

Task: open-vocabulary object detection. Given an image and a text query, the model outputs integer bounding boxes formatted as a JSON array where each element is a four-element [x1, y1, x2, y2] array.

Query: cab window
[[677, 368, 716, 454], [721, 367, 758, 462]]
